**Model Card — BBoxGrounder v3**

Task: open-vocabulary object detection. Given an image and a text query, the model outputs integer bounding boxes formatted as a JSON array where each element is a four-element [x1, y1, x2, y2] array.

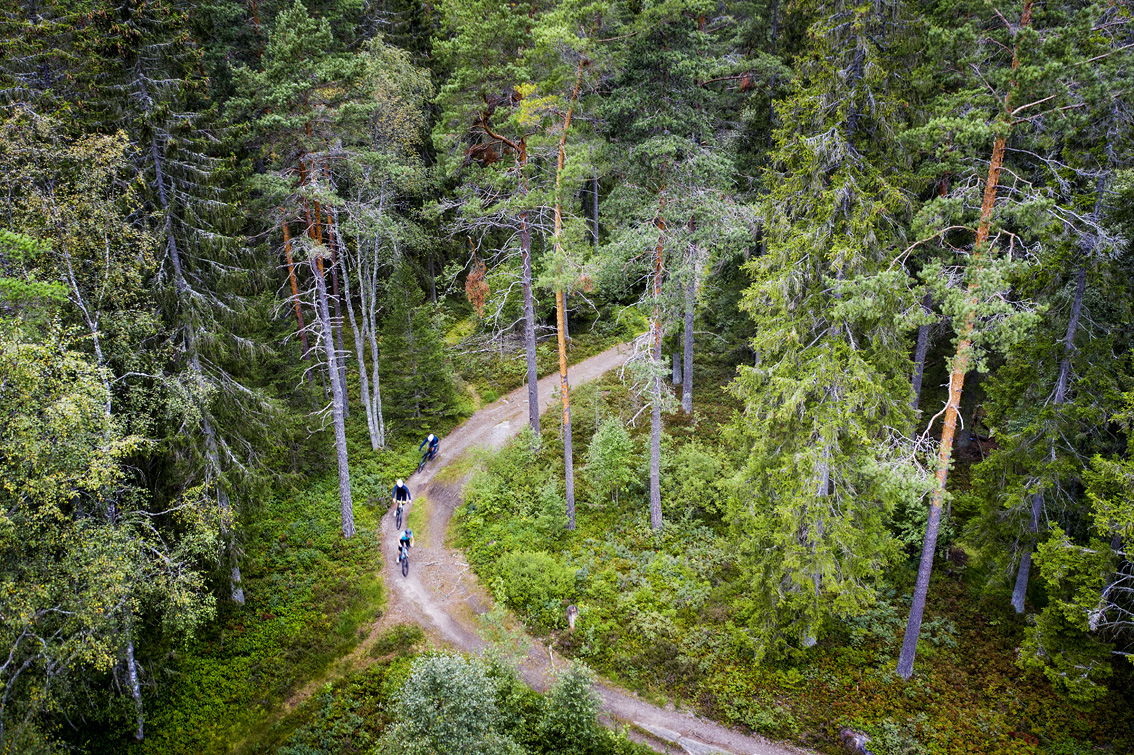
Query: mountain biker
[[392, 478, 411, 527], [392, 478, 412, 505], [418, 433, 439, 464], [398, 528, 414, 557]]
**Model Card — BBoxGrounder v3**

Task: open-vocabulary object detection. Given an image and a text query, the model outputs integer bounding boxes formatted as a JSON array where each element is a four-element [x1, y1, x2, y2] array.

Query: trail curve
[[301, 342, 815, 755]]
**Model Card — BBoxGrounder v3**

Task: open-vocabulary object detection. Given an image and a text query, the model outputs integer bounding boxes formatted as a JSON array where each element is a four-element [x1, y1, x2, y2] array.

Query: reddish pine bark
[[898, 0, 1034, 679]]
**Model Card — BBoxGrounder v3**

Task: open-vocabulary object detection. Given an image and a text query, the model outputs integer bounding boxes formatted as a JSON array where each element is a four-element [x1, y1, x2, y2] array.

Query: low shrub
[[493, 551, 578, 632]]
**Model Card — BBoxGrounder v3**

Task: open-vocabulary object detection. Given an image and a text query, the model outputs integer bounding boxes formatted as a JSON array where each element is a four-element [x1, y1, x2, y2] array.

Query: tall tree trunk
[[1011, 264, 1087, 612], [591, 174, 600, 249], [552, 58, 585, 529], [897, 0, 1033, 679], [682, 270, 694, 414], [322, 163, 349, 413], [649, 191, 666, 531], [769, 0, 780, 48], [520, 210, 540, 436], [366, 299, 387, 447], [1011, 491, 1043, 613], [313, 189, 349, 417], [910, 293, 933, 411], [517, 139, 540, 436], [200, 408, 245, 603], [313, 255, 355, 538], [557, 290, 576, 529], [126, 640, 144, 741], [330, 245, 348, 418], [333, 210, 380, 450], [281, 222, 310, 358], [362, 231, 386, 447]]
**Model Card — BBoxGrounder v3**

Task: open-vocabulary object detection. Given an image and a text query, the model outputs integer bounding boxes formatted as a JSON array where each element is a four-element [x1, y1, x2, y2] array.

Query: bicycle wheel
[[395, 505, 403, 529], [401, 554, 409, 577]]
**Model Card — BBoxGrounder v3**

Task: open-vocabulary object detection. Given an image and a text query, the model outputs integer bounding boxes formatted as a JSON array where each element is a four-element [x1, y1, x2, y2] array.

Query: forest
[[1, 0, 1132, 752]]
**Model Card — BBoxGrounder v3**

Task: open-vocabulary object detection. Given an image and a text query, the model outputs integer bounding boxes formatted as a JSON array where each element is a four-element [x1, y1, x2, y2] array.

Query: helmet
[[396, 478, 404, 486], [427, 433, 435, 441], [402, 529, 413, 539]]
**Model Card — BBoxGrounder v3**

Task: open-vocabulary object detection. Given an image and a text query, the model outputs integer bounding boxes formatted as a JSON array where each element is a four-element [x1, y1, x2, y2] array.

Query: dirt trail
[[285, 343, 813, 755]]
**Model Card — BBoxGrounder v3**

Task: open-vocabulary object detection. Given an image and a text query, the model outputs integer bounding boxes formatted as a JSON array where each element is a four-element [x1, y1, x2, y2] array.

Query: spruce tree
[[729, 0, 920, 652]]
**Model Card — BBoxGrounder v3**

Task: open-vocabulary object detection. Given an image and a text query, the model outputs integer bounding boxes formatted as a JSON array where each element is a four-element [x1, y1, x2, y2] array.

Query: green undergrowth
[[453, 360, 1134, 755], [135, 407, 470, 753], [137, 475, 384, 754], [248, 626, 649, 755], [130, 325, 637, 754]]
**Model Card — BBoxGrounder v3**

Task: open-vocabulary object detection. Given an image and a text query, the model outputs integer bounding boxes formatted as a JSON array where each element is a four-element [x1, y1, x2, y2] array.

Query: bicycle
[[394, 500, 405, 529], [416, 446, 437, 474], [398, 543, 410, 577]]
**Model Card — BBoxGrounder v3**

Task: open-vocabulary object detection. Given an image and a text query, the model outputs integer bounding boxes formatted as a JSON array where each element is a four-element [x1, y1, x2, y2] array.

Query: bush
[[857, 716, 928, 755], [660, 440, 729, 522], [494, 551, 577, 631], [539, 663, 604, 754], [377, 653, 523, 755], [584, 419, 637, 504]]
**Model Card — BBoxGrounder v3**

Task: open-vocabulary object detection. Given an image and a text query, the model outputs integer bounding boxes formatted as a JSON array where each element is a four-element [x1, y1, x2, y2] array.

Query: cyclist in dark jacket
[[418, 433, 439, 464], [392, 479, 412, 503]]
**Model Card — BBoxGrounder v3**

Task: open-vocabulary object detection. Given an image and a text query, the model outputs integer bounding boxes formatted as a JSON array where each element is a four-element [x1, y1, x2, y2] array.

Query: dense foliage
[[1, 0, 1131, 751]]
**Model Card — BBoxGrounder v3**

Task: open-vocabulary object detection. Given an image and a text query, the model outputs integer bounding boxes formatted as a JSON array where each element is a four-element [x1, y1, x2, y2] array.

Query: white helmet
[[396, 478, 404, 486]]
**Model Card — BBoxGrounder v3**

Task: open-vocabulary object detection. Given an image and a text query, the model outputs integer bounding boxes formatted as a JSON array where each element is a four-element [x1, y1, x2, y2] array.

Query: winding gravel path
[[290, 342, 815, 755]]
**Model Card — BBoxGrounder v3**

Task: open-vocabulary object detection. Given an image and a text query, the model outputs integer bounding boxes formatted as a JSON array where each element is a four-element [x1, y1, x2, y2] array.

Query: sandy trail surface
[[285, 343, 813, 755]]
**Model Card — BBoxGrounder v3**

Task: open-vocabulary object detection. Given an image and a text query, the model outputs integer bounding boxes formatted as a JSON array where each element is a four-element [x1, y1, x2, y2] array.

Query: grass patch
[[405, 493, 430, 546], [369, 624, 426, 658], [433, 446, 483, 484]]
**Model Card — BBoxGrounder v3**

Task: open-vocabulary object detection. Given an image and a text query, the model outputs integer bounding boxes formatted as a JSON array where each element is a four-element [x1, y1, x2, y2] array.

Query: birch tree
[[326, 35, 432, 450]]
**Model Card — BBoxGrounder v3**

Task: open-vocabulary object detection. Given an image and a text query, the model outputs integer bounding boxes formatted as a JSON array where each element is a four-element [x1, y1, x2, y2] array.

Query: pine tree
[[963, 3, 1134, 617], [599, 0, 738, 529], [433, 0, 544, 436], [525, 0, 613, 529], [895, 0, 1129, 678]]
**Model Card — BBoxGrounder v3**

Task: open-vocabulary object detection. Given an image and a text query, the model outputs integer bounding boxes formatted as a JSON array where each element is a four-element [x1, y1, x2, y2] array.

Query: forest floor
[[279, 342, 812, 755]]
